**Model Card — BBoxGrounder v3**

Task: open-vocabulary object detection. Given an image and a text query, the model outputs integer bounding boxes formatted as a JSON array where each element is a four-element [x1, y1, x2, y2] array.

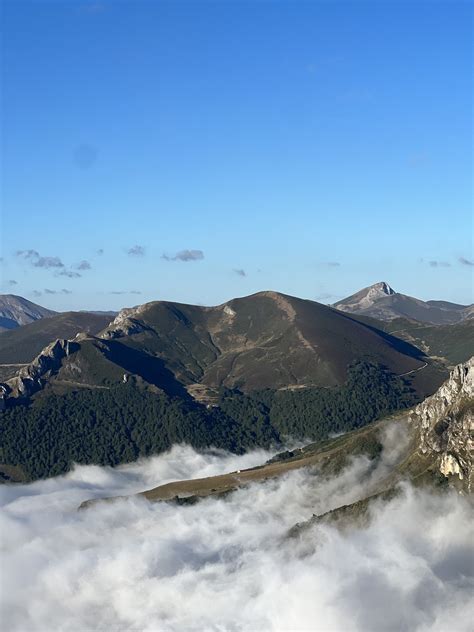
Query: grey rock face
[[98, 305, 150, 339], [411, 357, 473, 491], [4, 339, 79, 399]]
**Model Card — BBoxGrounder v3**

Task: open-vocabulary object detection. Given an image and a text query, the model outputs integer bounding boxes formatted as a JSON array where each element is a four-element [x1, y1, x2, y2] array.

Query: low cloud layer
[[163, 249, 204, 262], [1, 431, 472, 632]]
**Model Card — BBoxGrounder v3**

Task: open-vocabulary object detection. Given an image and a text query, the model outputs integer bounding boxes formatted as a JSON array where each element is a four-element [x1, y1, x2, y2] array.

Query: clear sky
[[1, 0, 472, 311]]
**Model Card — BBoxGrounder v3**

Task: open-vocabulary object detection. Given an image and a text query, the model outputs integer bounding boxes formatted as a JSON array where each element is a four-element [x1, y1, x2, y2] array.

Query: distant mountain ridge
[[0, 290, 455, 483], [0, 295, 56, 331], [0, 311, 114, 382], [2, 290, 437, 404], [334, 282, 473, 324]]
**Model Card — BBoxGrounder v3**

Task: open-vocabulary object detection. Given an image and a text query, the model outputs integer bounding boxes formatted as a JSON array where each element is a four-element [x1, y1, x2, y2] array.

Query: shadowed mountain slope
[[1, 290, 440, 405], [0, 311, 113, 364], [93, 291, 429, 393]]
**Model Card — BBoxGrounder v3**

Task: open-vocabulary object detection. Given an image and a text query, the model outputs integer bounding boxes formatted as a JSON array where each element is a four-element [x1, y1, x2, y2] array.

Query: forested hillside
[[0, 362, 416, 481]]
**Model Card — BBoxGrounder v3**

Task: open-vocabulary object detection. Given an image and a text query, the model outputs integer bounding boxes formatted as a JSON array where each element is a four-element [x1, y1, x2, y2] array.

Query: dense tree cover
[[218, 361, 415, 441], [0, 362, 416, 481]]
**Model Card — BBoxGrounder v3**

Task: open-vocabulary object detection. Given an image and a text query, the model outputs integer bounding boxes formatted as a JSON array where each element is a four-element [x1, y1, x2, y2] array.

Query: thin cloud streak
[[109, 290, 142, 295], [44, 288, 72, 295], [162, 249, 204, 262]]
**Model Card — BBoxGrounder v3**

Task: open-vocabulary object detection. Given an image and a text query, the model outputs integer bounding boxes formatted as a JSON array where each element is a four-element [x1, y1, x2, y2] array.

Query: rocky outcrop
[[3, 339, 79, 399], [410, 357, 473, 491], [98, 305, 151, 339]]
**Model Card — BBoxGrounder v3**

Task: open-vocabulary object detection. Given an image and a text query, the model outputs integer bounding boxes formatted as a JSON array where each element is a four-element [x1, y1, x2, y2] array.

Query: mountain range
[[0, 284, 472, 483], [2, 290, 437, 402], [333, 281, 473, 324]]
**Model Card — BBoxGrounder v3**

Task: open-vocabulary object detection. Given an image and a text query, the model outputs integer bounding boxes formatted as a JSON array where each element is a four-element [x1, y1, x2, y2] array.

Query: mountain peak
[[333, 282, 396, 312], [370, 281, 395, 296], [0, 293, 57, 332]]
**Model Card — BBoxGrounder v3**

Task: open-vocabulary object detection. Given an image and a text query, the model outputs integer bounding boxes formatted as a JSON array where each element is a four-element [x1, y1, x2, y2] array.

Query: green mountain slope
[[382, 318, 474, 367], [85, 357, 471, 512], [96, 291, 432, 392], [0, 291, 450, 482]]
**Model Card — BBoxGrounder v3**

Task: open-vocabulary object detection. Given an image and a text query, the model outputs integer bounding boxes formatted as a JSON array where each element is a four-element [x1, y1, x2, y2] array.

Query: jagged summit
[[334, 283, 472, 325], [372, 281, 395, 296]]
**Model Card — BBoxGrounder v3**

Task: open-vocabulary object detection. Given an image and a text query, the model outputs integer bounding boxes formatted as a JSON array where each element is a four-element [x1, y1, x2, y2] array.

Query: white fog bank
[[1, 444, 473, 632]]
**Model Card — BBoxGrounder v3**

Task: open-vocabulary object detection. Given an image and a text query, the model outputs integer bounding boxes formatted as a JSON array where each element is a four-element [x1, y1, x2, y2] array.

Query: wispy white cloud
[[17, 250, 64, 269], [128, 245, 145, 257], [162, 249, 204, 262], [44, 288, 72, 295], [429, 260, 451, 268], [75, 260, 92, 270], [109, 290, 142, 295], [57, 269, 81, 279]]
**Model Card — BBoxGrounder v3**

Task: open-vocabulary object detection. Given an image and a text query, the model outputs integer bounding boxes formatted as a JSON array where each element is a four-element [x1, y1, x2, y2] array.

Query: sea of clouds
[[1, 436, 473, 632]]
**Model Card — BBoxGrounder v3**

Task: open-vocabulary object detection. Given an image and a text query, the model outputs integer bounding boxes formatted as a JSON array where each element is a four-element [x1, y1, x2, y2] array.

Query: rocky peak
[[99, 303, 151, 339], [4, 339, 79, 399], [360, 282, 396, 306], [411, 357, 473, 491], [333, 282, 396, 312], [372, 281, 395, 296]]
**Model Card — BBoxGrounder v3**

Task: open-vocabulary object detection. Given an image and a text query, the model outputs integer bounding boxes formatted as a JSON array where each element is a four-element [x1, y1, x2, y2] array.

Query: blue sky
[[1, 0, 472, 311]]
